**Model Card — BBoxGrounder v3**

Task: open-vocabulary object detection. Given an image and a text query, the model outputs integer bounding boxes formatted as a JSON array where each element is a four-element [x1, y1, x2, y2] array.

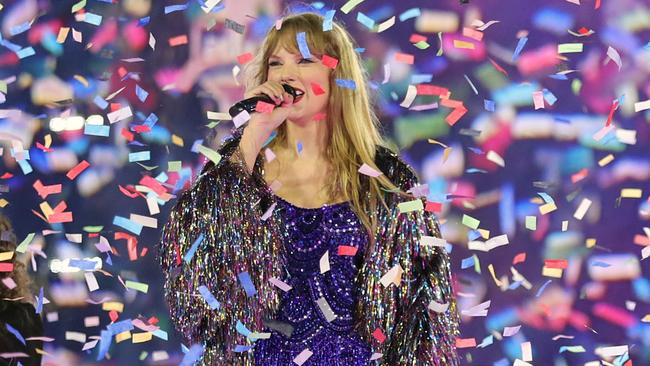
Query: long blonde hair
[[244, 12, 402, 241]]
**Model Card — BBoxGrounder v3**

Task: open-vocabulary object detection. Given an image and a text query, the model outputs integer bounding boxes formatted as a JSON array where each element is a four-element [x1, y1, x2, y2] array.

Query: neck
[[280, 117, 329, 160]]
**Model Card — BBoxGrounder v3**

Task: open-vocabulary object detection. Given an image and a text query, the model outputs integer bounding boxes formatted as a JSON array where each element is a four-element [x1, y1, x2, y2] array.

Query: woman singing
[[159, 11, 460, 366]]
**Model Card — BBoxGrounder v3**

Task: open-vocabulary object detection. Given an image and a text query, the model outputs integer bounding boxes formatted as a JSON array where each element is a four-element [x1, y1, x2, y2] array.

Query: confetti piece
[[376, 16, 396, 33], [358, 163, 383, 177], [456, 338, 477, 348], [486, 150, 505, 167], [16, 233, 35, 253], [503, 325, 521, 336], [224, 18, 245, 34], [532, 90, 544, 109], [397, 199, 424, 214], [84, 272, 99, 292], [320, 251, 330, 273], [125, 280, 149, 293], [128, 151, 150, 163], [525, 216, 537, 230], [71, 0, 86, 13], [269, 277, 292, 292], [620, 188, 642, 198], [337, 245, 358, 256], [197, 145, 222, 165], [395, 52, 414, 64], [107, 106, 133, 124], [198, 285, 221, 310], [379, 264, 403, 287], [233, 110, 251, 128], [66, 160, 90, 180], [238, 272, 257, 297], [606, 46, 622, 71], [321, 55, 338, 69], [335, 79, 356, 89], [634, 99, 650, 112], [399, 8, 421, 22], [573, 198, 592, 220], [296, 32, 311, 59], [168, 35, 188, 47], [341, 0, 364, 14], [316, 297, 337, 322], [293, 348, 313, 365], [468, 234, 510, 252], [558, 43, 583, 53], [183, 233, 204, 263], [180, 344, 204, 366], [462, 214, 480, 229]]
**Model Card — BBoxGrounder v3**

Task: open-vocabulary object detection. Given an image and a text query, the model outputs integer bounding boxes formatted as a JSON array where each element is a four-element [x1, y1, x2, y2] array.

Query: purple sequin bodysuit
[[253, 196, 372, 366]]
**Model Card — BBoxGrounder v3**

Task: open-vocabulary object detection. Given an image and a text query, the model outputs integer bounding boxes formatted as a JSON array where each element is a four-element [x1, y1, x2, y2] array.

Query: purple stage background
[[0, 0, 649, 365]]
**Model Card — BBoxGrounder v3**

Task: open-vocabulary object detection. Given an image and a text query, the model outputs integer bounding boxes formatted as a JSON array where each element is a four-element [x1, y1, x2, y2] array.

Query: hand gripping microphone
[[228, 84, 301, 118]]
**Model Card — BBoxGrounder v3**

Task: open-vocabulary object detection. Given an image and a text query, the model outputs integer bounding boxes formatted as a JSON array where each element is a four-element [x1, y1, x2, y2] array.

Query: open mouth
[[292, 88, 305, 104]]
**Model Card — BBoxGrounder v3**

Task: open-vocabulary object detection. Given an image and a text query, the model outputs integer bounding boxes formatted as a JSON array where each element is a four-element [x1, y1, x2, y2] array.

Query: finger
[[259, 86, 281, 104]]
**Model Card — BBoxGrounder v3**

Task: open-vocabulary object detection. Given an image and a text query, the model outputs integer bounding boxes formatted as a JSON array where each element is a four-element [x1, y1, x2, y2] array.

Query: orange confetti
[[168, 35, 188, 47]]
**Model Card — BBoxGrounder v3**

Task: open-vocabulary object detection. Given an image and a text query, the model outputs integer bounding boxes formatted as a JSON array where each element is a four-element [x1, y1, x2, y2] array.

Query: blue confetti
[[69, 259, 98, 270], [542, 88, 557, 105], [128, 151, 151, 163], [6, 323, 26, 345], [183, 233, 204, 263], [411, 74, 433, 84], [197, 285, 220, 310], [135, 84, 149, 102], [296, 141, 303, 154], [335, 79, 356, 89], [107, 319, 134, 335], [356, 12, 375, 30], [10, 22, 31, 36], [83, 12, 103, 26], [97, 330, 112, 361], [165, 3, 189, 14], [138, 16, 150, 26], [591, 261, 611, 267], [536, 279, 552, 297], [238, 271, 257, 297], [113, 216, 143, 235], [36, 287, 43, 314], [93, 95, 108, 109], [399, 8, 421, 22], [180, 344, 204, 366], [296, 32, 311, 59], [323, 10, 336, 31], [16, 47, 35, 59], [512, 36, 528, 61], [468, 147, 484, 155], [84, 124, 110, 137], [143, 112, 159, 127], [484, 99, 495, 112], [235, 320, 251, 337], [234, 345, 253, 352], [461, 256, 475, 269]]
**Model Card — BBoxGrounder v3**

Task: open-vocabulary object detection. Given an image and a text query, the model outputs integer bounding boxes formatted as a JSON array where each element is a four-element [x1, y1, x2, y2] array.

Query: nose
[[278, 63, 298, 83]]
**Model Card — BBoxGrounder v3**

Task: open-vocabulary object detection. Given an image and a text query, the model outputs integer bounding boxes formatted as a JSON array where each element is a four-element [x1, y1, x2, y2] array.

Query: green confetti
[[125, 280, 149, 293], [462, 214, 480, 230], [168, 161, 182, 172], [83, 226, 104, 233], [397, 199, 424, 214], [16, 233, 35, 253], [71, 0, 87, 13], [525, 216, 537, 230]]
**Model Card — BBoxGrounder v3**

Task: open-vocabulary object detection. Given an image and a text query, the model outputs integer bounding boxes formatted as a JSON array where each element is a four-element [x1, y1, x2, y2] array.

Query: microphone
[[229, 84, 299, 118]]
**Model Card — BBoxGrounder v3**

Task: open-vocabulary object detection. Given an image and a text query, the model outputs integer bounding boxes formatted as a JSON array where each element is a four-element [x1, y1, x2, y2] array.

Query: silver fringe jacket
[[158, 126, 460, 365]]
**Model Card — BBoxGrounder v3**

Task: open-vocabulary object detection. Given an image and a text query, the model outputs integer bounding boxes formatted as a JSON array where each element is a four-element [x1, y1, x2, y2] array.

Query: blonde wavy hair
[[0, 213, 35, 303], [244, 12, 404, 243]]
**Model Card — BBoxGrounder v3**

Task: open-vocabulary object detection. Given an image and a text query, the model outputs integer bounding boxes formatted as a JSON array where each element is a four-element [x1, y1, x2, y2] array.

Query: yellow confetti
[[102, 301, 124, 312], [171, 134, 184, 147], [621, 188, 642, 198], [539, 202, 557, 215], [0, 251, 14, 261], [453, 40, 475, 49], [73, 75, 89, 87], [115, 330, 131, 343], [598, 154, 614, 166], [586, 238, 596, 248], [0, 199, 8, 208], [542, 266, 563, 278], [558, 43, 583, 53], [44, 134, 52, 148], [132, 332, 153, 343]]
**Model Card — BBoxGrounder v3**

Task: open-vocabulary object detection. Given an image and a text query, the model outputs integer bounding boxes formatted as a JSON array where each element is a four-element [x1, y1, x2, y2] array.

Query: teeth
[[295, 90, 304, 96]]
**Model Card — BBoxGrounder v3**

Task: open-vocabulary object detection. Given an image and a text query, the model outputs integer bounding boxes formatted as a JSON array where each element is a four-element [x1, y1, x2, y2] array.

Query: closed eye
[[268, 58, 315, 66]]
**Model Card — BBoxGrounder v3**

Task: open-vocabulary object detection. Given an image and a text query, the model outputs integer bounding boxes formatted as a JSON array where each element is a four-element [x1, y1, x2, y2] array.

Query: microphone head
[[282, 84, 298, 97]]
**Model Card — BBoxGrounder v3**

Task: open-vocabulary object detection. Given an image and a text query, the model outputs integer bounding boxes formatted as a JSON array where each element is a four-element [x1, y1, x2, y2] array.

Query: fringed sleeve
[[383, 163, 461, 366], [158, 126, 283, 365]]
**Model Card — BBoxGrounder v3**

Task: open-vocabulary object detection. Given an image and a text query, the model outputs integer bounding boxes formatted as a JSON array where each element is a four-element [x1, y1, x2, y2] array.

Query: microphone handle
[[229, 84, 297, 118]]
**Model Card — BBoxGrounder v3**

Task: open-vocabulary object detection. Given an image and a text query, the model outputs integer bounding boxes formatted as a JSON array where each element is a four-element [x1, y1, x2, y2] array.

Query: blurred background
[[0, 0, 649, 365]]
